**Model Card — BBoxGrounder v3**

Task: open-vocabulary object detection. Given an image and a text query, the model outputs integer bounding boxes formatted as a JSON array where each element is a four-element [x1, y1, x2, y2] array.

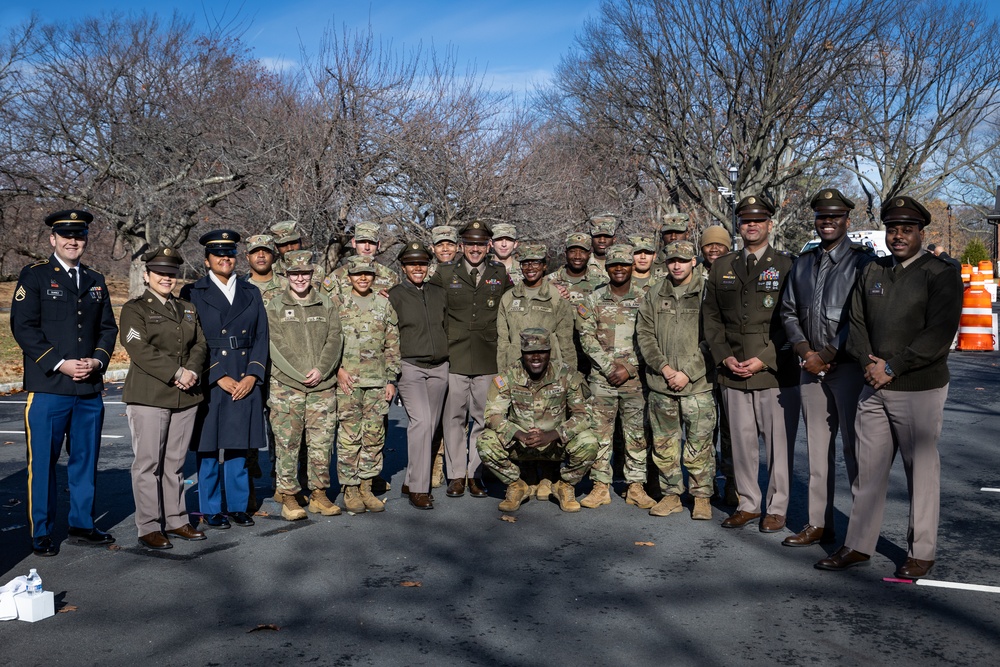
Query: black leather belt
[[206, 336, 253, 349]]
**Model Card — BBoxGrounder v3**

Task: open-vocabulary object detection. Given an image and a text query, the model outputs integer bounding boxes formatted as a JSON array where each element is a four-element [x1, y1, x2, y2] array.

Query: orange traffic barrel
[[978, 260, 994, 284], [961, 263, 972, 284], [957, 272, 995, 351]]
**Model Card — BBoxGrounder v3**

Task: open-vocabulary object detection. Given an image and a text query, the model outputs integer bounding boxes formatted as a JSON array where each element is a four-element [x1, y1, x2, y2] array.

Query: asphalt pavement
[[0, 352, 998, 666]]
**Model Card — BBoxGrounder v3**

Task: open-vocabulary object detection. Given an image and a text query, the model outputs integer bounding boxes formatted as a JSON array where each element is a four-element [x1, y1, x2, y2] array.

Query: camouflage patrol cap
[[700, 226, 732, 250], [881, 195, 931, 228], [346, 255, 376, 275], [246, 234, 276, 254], [659, 212, 690, 233], [270, 220, 300, 244], [588, 212, 618, 237], [520, 327, 552, 352], [664, 241, 697, 261], [283, 250, 316, 273], [565, 232, 592, 251], [354, 221, 381, 243], [398, 241, 432, 263], [516, 243, 547, 262], [460, 220, 492, 240], [811, 188, 855, 214], [431, 225, 459, 244], [628, 234, 656, 253], [736, 194, 776, 222], [142, 247, 184, 276], [605, 244, 635, 266], [492, 223, 518, 241]]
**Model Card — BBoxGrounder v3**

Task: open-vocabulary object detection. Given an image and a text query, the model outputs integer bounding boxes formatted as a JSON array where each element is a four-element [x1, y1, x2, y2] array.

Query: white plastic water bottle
[[26, 568, 42, 597]]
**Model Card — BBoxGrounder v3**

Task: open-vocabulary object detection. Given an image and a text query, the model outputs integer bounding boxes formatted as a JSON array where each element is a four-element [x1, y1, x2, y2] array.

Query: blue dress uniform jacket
[[11, 257, 118, 394], [181, 276, 269, 453]]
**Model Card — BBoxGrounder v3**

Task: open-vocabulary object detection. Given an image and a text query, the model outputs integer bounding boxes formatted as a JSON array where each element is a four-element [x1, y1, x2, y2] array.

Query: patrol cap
[[811, 188, 855, 214], [346, 255, 376, 275], [246, 234, 276, 254], [881, 196, 931, 228], [736, 194, 776, 222], [398, 241, 432, 263], [605, 244, 635, 266], [142, 247, 183, 276], [460, 220, 492, 240], [199, 229, 240, 256], [520, 327, 552, 352], [700, 226, 732, 250], [659, 212, 690, 233], [565, 232, 592, 251], [354, 221, 380, 243], [516, 243, 547, 262], [664, 240, 697, 261], [432, 225, 459, 244], [589, 213, 618, 237], [45, 209, 92, 235], [628, 235, 656, 253], [283, 250, 316, 273], [492, 223, 518, 241], [270, 220, 301, 244]]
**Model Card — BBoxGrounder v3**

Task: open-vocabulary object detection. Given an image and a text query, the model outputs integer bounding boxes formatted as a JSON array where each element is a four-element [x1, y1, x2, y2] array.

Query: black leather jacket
[[780, 241, 873, 364]]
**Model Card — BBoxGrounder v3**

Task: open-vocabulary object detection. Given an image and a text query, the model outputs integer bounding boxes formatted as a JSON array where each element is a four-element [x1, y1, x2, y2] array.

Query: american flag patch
[[494, 375, 507, 390]]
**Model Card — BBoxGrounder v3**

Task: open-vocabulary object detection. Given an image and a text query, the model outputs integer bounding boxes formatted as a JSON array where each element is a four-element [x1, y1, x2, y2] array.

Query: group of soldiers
[[12, 189, 963, 581]]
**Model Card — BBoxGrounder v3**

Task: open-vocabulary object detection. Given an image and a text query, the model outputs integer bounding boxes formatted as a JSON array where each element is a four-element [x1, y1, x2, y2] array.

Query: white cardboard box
[[13, 591, 54, 622]]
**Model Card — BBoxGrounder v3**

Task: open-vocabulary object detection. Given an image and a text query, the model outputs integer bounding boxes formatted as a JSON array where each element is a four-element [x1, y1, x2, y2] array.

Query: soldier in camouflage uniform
[[491, 223, 523, 285], [576, 245, 656, 511], [264, 251, 344, 521], [334, 256, 401, 514], [545, 233, 608, 305], [270, 221, 303, 277], [629, 234, 660, 296], [478, 328, 598, 513], [636, 241, 717, 519], [427, 225, 459, 279], [587, 213, 618, 277], [321, 221, 399, 298], [651, 213, 691, 281]]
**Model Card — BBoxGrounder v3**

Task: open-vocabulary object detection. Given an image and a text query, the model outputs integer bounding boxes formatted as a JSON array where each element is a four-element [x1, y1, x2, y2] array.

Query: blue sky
[[1, 1, 600, 94]]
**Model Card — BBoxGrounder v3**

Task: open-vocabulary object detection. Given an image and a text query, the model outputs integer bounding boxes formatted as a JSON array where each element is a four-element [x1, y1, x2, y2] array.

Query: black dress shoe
[[201, 513, 231, 529], [138, 532, 172, 550], [67, 526, 116, 546], [446, 478, 466, 497], [467, 478, 488, 498], [32, 536, 58, 557], [228, 512, 255, 527]]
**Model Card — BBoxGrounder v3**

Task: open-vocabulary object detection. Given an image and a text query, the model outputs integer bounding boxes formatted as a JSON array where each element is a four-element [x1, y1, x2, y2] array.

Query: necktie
[[68, 267, 78, 289], [172, 299, 184, 320], [746, 254, 757, 273], [470, 267, 480, 286]]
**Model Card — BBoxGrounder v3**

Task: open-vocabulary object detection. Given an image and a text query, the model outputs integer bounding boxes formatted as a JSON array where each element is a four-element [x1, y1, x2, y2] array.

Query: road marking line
[[0, 400, 125, 405], [0, 430, 123, 439], [980, 488, 1000, 492], [885, 578, 1000, 593]]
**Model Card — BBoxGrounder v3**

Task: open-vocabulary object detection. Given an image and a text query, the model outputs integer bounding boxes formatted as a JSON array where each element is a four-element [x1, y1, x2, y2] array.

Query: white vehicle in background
[[800, 230, 890, 257]]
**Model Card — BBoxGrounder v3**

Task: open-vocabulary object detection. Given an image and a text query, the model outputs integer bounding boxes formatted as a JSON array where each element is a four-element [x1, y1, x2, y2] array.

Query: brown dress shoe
[[446, 478, 466, 497], [782, 524, 834, 547], [760, 514, 786, 533], [467, 478, 488, 498], [138, 532, 172, 550], [400, 485, 434, 500], [166, 524, 207, 541], [721, 509, 761, 528], [408, 492, 434, 510], [814, 546, 871, 571], [895, 558, 934, 579]]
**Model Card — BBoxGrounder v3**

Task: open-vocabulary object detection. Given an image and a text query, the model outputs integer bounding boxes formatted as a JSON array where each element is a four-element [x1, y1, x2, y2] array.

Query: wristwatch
[[884, 362, 894, 377]]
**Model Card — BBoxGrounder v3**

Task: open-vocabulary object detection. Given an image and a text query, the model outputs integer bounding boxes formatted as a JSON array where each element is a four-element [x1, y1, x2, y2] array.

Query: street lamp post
[[717, 165, 739, 248]]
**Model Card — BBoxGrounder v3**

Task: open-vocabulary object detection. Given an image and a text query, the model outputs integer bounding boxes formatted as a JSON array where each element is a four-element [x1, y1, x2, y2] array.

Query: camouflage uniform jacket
[[576, 284, 644, 390], [631, 274, 661, 297], [265, 288, 344, 393], [333, 292, 401, 388], [242, 272, 288, 300], [485, 361, 591, 447], [321, 261, 398, 298], [544, 267, 607, 304], [636, 271, 712, 396], [502, 260, 524, 285], [496, 281, 577, 371]]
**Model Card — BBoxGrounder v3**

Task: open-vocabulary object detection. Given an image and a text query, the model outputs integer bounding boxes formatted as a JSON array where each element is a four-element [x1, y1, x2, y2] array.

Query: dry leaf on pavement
[[400, 581, 422, 587], [57, 604, 78, 613], [247, 624, 280, 632], [500, 515, 517, 523], [634, 541, 655, 547]]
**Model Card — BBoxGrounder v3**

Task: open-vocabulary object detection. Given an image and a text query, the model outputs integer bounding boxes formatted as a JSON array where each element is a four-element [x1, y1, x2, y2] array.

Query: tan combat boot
[[431, 449, 446, 488], [307, 489, 341, 516], [650, 494, 683, 517], [342, 485, 366, 514], [498, 479, 531, 512], [280, 492, 307, 521], [692, 497, 712, 520], [579, 481, 611, 509], [552, 480, 581, 513], [535, 478, 553, 501], [625, 482, 656, 509], [360, 479, 386, 513]]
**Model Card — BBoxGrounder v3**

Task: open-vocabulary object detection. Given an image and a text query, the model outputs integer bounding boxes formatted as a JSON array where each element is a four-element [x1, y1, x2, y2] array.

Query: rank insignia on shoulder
[[577, 304, 590, 318], [494, 375, 507, 390], [126, 328, 141, 343], [14, 285, 26, 301]]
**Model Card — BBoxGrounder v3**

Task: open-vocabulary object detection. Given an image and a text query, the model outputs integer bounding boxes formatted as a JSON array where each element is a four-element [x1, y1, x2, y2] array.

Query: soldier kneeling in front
[[477, 328, 598, 512]]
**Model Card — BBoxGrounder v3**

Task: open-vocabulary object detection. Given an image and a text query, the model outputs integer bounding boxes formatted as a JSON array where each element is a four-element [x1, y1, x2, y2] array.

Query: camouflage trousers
[[477, 427, 599, 485], [647, 390, 717, 497], [589, 381, 648, 484], [268, 381, 337, 495], [336, 385, 389, 486]]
